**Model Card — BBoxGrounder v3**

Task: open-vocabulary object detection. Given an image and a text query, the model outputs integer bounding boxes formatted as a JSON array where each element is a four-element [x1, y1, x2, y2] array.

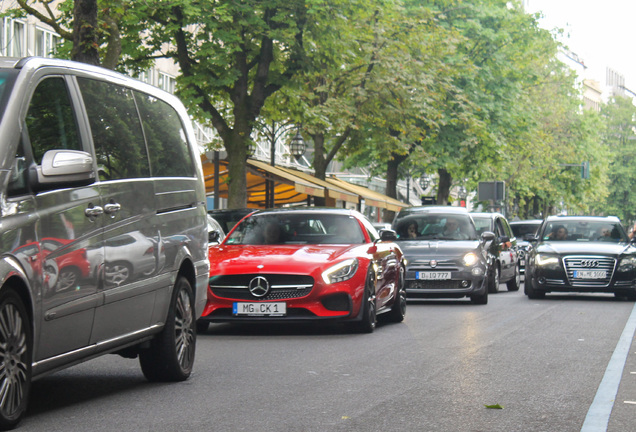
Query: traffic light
[[581, 161, 590, 179]]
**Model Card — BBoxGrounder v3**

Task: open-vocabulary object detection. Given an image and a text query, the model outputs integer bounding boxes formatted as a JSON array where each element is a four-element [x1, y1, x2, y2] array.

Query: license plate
[[416, 272, 451, 280], [520, 259, 526, 267], [573, 270, 606, 279], [233, 302, 286, 316]]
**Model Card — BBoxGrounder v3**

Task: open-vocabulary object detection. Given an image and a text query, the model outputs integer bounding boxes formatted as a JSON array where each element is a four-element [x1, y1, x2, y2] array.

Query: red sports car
[[198, 208, 406, 333]]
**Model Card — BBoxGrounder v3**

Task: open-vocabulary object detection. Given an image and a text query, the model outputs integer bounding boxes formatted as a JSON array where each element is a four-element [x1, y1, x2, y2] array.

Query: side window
[[77, 77, 150, 180], [134, 91, 195, 177], [26, 77, 82, 164]]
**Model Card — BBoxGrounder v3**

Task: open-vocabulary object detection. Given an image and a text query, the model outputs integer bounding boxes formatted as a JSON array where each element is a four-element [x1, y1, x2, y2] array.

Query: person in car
[[441, 217, 469, 240], [405, 221, 419, 239], [547, 225, 568, 240]]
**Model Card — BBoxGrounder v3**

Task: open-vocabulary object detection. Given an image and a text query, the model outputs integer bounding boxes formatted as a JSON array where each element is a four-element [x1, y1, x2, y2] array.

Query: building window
[[35, 27, 59, 57], [8, 20, 26, 57], [157, 72, 176, 93]]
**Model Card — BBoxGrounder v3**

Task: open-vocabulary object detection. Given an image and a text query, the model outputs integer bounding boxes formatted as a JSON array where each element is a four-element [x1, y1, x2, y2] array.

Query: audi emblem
[[248, 276, 270, 298], [580, 259, 599, 268]]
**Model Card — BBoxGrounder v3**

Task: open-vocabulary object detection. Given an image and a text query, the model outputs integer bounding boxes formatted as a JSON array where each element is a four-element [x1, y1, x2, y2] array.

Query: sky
[[525, 0, 636, 92]]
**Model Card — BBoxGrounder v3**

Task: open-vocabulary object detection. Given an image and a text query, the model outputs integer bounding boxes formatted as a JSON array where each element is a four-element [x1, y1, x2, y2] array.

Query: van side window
[[76, 78, 150, 181], [26, 77, 82, 164], [134, 91, 195, 177]]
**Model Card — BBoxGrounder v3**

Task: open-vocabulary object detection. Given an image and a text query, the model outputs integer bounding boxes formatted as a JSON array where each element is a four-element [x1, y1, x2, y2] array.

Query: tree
[[601, 95, 636, 224]]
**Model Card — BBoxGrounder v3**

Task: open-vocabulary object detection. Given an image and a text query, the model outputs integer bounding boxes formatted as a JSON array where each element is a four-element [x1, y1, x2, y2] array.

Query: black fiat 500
[[392, 207, 495, 304], [525, 215, 636, 300]]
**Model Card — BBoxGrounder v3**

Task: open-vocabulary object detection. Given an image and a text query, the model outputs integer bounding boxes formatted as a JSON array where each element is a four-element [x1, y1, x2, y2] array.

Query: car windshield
[[540, 220, 628, 243], [393, 213, 478, 241], [511, 223, 541, 238], [224, 213, 366, 245]]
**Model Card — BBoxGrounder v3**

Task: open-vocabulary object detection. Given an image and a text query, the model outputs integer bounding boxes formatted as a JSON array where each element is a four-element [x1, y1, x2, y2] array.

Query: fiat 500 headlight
[[463, 252, 478, 266], [618, 256, 636, 272], [322, 258, 359, 284], [535, 253, 560, 270]]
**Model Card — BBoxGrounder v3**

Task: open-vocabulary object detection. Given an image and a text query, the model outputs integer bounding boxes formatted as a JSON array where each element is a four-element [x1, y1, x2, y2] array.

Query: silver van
[[0, 57, 209, 429]]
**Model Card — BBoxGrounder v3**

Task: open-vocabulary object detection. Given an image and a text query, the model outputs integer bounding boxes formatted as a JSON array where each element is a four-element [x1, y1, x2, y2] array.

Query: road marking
[[581, 302, 636, 432]]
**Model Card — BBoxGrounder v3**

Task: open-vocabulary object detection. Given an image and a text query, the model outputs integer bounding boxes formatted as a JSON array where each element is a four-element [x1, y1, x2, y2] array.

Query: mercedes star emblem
[[249, 276, 270, 298]]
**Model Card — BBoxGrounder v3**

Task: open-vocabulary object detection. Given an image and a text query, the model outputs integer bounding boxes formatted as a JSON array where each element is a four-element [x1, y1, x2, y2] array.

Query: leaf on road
[[485, 404, 504, 409]]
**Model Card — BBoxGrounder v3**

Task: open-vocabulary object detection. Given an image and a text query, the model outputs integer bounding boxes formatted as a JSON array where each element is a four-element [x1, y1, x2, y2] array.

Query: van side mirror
[[31, 149, 95, 190]]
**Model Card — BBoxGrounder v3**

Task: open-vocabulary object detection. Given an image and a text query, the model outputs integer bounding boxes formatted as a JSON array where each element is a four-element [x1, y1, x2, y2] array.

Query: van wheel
[[0, 289, 32, 430], [139, 276, 196, 382]]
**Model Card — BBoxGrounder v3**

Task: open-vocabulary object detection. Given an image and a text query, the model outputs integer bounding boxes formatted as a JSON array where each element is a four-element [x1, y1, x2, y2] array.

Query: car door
[[495, 216, 515, 280], [75, 77, 164, 343], [12, 74, 103, 361], [360, 217, 398, 309]]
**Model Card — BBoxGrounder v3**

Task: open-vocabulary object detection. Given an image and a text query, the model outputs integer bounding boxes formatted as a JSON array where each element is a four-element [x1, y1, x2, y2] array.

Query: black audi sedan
[[525, 215, 636, 300], [392, 206, 495, 304]]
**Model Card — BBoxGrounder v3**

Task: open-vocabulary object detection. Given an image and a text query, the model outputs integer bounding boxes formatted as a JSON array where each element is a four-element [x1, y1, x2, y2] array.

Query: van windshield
[[0, 70, 19, 122]]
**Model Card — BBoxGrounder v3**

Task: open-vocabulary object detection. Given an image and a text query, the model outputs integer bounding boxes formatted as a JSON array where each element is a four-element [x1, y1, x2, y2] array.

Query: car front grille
[[406, 280, 464, 290], [563, 256, 616, 287], [210, 274, 314, 301]]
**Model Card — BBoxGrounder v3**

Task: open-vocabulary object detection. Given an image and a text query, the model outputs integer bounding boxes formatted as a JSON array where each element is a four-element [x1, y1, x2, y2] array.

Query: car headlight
[[322, 258, 359, 284], [618, 256, 636, 272], [463, 252, 478, 266], [535, 253, 560, 270]]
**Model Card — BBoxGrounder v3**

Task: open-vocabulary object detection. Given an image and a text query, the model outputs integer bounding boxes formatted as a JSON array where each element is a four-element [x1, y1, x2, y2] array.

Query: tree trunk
[[384, 155, 402, 222], [312, 133, 327, 206], [437, 168, 452, 205], [225, 132, 249, 209], [71, 0, 100, 66]]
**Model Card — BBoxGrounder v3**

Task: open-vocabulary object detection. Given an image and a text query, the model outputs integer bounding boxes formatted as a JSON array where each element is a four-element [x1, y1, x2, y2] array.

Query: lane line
[[581, 302, 636, 431]]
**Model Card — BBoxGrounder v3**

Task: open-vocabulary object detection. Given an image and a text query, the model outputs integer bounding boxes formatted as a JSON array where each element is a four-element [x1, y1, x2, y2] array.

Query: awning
[[326, 176, 409, 212], [275, 165, 358, 204], [201, 156, 321, 207], [201, 155, 408, 211]]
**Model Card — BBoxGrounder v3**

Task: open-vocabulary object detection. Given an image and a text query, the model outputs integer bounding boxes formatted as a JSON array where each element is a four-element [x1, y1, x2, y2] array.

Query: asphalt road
[[17, 283, 636, 432]]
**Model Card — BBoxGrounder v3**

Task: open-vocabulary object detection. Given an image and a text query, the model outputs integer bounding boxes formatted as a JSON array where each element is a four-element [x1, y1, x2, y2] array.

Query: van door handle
[[85, 206, 104, 218], [104, 203, 121, 215]]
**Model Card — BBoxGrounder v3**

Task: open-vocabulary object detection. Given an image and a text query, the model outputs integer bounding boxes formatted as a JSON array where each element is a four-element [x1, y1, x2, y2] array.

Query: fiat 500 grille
[[210, 274, 314, 301], [406, 280, 464, 290], [563, 256, 616, 287]]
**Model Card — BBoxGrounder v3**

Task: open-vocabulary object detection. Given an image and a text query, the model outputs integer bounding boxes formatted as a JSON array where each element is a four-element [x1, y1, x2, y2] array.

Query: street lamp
[[419, 174, 432, 190], [289, 129, 306, 159]]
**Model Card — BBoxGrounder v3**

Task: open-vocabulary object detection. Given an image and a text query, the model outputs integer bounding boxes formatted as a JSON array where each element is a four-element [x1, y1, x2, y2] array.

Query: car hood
[[397, 240, 481, 257], [535, 241, 634, 257], [209, 244, 360, 274]]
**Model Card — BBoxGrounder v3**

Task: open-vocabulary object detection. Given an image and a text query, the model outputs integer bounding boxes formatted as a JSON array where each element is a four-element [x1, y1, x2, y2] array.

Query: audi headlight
[[619, 256, 636, 272], [463, 252, 478, 266], [535, 253, 560, 270], [322, 258, 359, 284]]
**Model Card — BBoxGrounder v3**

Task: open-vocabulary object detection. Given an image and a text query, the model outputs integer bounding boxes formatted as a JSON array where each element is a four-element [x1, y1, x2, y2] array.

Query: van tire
[[139, 276, 196, 382], [0, 289, 32, 430]]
